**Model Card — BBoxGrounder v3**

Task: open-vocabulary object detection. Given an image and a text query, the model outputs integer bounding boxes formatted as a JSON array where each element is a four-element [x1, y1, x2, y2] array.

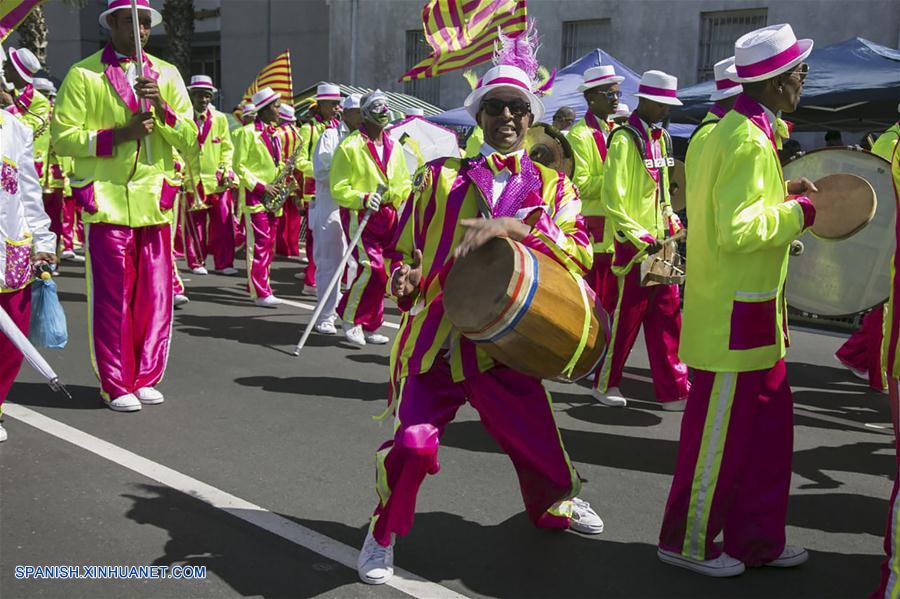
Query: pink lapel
[[584, 111, 609, 161], [101, 44, 159, 113], [362, 125, 392, 178], [627, 112, 661, 182], [196, 109, 213, 146], [733, 94, 778, 149], [256, 119, 281, 164]]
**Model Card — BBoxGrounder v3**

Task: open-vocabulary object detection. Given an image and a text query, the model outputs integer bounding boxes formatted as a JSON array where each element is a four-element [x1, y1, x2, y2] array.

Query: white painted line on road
[[4, 403, 467, 599], [280, 298, 401, 330]]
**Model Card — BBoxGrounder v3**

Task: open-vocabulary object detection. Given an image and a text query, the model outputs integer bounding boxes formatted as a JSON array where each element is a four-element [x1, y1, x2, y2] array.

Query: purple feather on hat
[[493, 21, 540, 80]]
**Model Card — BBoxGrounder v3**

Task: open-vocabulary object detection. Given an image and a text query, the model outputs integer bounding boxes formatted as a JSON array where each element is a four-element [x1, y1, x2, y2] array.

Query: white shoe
[[254, 295, 282, 308], [174, 294, 190, 306], [60, 250, 85, 262], [215, 267, 238, 276], [357, 531, 394, 585], [568, 497, 604, 534], [662, 399, 688, 412], [343, 323, 366, 347], [365, 332, 390, 345], [191, 266, 209, 275], [0, 423, 7, 442], [765, 545, 808, 568], [315, 320, 337, 335], [106, 393, 142, 412], [593, 386, 628, 407], [135, 387, 164, 405], [657, 548, 745, 577]]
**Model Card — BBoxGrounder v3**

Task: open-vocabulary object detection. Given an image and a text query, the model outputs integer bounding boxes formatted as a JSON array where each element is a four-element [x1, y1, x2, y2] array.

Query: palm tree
[[162, 0, 194, 79], [17, 0, 87, 73]]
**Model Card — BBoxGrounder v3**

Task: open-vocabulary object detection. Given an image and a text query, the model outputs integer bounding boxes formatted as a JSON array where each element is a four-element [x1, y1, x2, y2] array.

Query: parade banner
[[0, 0, 46, 43], [399, 0, 527, 81], [238, 49, 294, 112]]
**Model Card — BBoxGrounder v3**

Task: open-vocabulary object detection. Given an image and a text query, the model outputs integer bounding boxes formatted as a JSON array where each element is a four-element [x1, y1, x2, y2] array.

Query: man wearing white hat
[[309, 94, 361, 335], [51, 0, 199, 412], [183, 75, 237, 276], [612, 102, 630, 125], [659, 24, 817, 577], [238, 101, 257, 126], [231, 87, 283, 307], [593, 69, 690, 411], [356, 64, 603, 586], [568, 65, 625, 328], [273, 102, 304, 265]]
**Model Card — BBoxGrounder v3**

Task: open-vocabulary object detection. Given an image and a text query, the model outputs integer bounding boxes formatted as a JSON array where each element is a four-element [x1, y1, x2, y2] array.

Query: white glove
[[365, 192, 383, 211]]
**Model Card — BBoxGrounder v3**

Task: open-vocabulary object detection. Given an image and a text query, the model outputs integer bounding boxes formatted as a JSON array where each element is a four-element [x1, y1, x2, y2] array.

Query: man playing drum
[[658, 24, 818, 577], [592, 70, 690, 410], [356, 64, 603, 585]]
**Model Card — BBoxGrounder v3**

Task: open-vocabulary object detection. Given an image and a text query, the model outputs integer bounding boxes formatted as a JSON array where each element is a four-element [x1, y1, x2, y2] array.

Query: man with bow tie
[[356, 65, 603, 586], [592, 70, 690, 411], [50, 0, 199, 412]]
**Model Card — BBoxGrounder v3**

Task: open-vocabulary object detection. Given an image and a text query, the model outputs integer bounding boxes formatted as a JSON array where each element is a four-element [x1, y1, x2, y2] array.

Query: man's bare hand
[[787, 177, 819, 196], [392, 249, 423, 298], [33, 252, 58, 265], [0, 90, 14, 108], [454, 217, 530, 259], [114, 112, 154, 145], [134, 76, 165, 114]]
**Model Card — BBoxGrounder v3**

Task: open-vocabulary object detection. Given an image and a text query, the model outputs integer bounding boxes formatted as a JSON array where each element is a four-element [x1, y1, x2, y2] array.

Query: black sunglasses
[[481, 98, 531, 118], [789, 63, 809, 83]]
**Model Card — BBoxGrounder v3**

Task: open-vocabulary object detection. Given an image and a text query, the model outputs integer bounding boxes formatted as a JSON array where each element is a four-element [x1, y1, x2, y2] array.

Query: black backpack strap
[[688, 119, 719, 146]]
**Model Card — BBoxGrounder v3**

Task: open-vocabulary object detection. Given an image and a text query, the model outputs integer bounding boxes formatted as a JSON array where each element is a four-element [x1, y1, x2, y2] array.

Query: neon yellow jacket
[[601, 115, 679, 274], [51, 46, 199, 228], [872, 122, 900, 161], [190, 107, 234, 194], [6, 85, 51, 169], [231, 120, 281, 216], [684, 112, 724, 215], [463, 125, 484, 158], [569, 113, 614, 253], [330, 128, 411, 211], [680, 96, 813, 372], [296, 115, 335, 201], [882, 143, 900, 377]]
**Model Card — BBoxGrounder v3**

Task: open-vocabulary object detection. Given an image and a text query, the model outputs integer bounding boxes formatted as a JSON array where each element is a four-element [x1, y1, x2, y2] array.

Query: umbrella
[[388, 116, 461, 176], [0, 302, 70, 398]]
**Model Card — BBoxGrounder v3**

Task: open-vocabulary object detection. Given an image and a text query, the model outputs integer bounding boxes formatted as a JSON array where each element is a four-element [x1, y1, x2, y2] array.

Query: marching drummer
[[592, 70, 691, 410], [658, 24, 817, 577], [356, 64, 602, 586]]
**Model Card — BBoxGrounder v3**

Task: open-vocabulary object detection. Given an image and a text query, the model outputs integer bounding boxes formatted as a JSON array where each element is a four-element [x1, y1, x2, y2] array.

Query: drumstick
[[293, 184, 386, 357]]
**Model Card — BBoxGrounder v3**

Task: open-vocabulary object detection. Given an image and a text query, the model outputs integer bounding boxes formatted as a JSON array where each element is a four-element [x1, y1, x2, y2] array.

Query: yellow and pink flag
[[0, 0, 46, 44]]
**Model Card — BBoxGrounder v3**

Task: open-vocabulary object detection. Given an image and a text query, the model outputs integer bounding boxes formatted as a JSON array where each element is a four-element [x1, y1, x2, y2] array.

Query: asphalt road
[[0, 253, 893, 598]]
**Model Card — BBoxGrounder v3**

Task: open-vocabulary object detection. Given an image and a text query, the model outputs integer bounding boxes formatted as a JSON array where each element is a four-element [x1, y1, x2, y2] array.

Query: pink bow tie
[[489, 153, 521, 175]]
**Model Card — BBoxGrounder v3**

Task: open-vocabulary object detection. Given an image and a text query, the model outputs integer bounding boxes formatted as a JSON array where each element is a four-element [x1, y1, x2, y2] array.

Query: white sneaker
[[191, 266, 209, 275], [254, 295, 282, 308], [0, 423, 7, 442], [365, 332, 390, 345], [357, 531, 394, 585], [215, 267, 239, 276], [60, 250, 85, 262], [315, 320, 337, 335], [657, 548, 745, 577], [135, 387, 164, 405], [662, 399, 688, 412], [569, 497, 604, 534], [765, 545, 808, 568], [344, 323, 366, 346], [106, 393, 142, 412], [593, 386, 628, 407], [174, 294, 190, 306]]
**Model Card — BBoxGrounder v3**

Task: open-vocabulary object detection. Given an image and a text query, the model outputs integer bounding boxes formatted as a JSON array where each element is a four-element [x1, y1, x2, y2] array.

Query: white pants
[[310, 201, 353, 324]]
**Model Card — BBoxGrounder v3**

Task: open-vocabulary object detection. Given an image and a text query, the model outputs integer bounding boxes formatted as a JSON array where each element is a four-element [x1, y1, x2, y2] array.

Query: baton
[[130, 0, 153, 164], [293, 184, 386, 356]]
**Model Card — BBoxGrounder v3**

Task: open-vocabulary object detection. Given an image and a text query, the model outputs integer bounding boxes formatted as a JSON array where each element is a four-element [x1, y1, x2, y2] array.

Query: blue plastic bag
[[29, 275, 68, 349]]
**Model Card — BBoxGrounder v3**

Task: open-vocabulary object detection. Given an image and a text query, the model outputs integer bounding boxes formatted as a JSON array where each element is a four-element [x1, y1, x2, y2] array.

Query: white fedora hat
[[341, 94, 361, 110], [278, 103, 296, 122], [726, 24, 813, 83], [709, 57, 743, 102], [33, 77, 55, 95], [187, 74, 217, 93], [634, 70, 682, 106], [577, 65, 625, 92], [99, 0, 163, 30], [8, 47, 40, 84], [315, 83, 342, 102], [251, 87, 280, 111], [464, 65, 544, 122], [614, 102, 631, 119], [240, 102, 257, 118]]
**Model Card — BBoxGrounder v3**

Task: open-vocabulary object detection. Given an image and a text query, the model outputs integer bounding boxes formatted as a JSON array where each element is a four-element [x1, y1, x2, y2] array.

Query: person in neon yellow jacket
[[658, 24, 819, 578], [592, 70, 690, 411], [2, 48, 51, 174], [296, 84, 341, 203], [568, 65, 624, 319], [231, 87, 283, 307], [871, 111, 900, 161], [462, 124, 483, 158], [50, 0, 199, 413], [331, 90, 411, 347]]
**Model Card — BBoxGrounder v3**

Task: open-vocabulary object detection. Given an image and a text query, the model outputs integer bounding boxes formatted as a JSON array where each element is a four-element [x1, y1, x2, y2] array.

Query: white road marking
[[280, 298, 401, 330], [4, 403, 467, 599]]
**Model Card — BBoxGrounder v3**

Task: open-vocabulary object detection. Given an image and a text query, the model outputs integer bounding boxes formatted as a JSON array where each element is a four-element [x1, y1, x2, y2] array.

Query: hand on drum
[[455, 217, 531, 259], [787, 177, 819, 196], [392, 249, 423, 298]]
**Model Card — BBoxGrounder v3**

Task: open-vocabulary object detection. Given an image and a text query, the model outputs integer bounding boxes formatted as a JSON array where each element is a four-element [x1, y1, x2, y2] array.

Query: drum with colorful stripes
[[444, 237, 610, 381]]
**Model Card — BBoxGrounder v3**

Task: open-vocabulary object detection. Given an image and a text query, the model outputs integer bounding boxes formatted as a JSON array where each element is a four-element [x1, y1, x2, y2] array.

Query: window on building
[[404, 29, 440, 106], [191, 44, 221, 89], [697, 8, 767, 82], [561, 19, 611, 66]]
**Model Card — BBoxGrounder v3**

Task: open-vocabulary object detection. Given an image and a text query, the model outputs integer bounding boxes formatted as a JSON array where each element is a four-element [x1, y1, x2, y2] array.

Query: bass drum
[[784, 147, 895, 317]]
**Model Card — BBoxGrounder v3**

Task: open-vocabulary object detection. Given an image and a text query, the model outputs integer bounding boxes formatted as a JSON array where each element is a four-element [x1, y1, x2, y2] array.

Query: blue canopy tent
[[669, 38, 900, 132], [429, 49, 696, 138]]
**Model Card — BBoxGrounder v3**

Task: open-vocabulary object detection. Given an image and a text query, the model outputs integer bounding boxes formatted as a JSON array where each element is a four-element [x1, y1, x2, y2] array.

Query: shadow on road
[[8, 382, 102, 410], [793, 441, 893, 489], [234, 375, 389, 402]]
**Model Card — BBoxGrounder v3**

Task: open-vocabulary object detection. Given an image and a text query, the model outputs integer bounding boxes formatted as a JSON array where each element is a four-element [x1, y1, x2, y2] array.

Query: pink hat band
[[716, 78, 740, 91], [316, 93, 341, 100], [638, 84, 677, 98], [10, 51, 33, 77], [107, 0, 151, 9], [584, 74, 619, 86], [736, 41, 803, 79], [190, 82, 215, 90], [481, 76, 530, 91]]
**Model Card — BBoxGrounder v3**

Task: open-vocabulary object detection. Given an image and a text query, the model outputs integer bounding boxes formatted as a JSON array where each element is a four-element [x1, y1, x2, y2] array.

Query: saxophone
[[261, 142, 302, 212]]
